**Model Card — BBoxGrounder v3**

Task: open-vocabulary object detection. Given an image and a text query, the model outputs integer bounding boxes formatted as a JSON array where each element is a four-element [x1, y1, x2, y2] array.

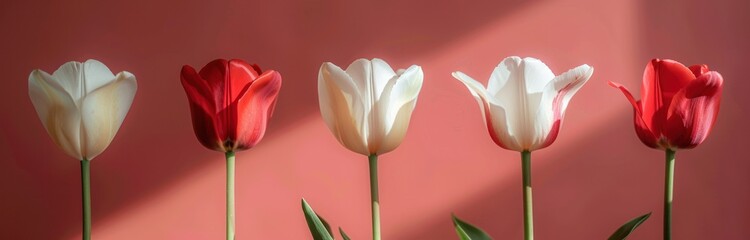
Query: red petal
[[634, 101, 659, 148], [609, 81, 659, 148], [663, 71, 723, 149], [251, 63, 263, 75], [181, 65, 224, 151], [640, 59, 695, 137], [233, 70, 282, 150], [689, 64, 709, 77]]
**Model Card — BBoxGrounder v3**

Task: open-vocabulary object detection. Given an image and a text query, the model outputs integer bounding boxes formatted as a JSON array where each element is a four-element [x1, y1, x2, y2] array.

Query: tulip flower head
[[181, 59, 282, 152], [28, 59, 137, 160], [610, 59, 723, 150], [318, 58, 424, 156], [453, 56, 593, 152]]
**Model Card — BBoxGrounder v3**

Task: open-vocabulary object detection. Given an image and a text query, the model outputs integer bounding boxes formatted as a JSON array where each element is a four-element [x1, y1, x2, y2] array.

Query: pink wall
[[1, 0, 748, 239]]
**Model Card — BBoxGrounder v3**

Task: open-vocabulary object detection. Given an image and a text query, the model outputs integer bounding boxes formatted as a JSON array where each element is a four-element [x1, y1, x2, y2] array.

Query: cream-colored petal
[[29, 70, 83, 159], [375, 65, 423, 154], [385, 65, 423, 129], [319, 62, 369, 155], [80, 71, 137, 160], [51, 61, 84, 102], [370, 58, 397, 100], [377, 98, 417, 155], [344, 58, 372, 99], [82, 59, 117, 94]]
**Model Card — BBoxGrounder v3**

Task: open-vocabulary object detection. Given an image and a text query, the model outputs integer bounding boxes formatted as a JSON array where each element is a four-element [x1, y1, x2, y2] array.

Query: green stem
[[664, 149, 676, 240], [81, 159, 91, 240], [226, 151, 236, 240], [521, 151, 533, 240], [369, 154, 381, 240]]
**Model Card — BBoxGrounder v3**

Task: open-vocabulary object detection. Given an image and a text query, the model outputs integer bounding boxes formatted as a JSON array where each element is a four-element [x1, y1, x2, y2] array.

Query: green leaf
[[608, 212, 651, 240], [452, 214, 493, 240], [339, 227, 351, 240], [301, 198, 334, 240]]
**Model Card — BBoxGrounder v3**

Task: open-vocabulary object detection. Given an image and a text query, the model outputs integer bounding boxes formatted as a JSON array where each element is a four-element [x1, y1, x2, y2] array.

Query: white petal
[[318, 62, 369, 155], [521, 57, 555, 94], [452, 71, 492, 109], [530, 64, 593, 151], [486, 102, 523, 151], [344, 58, 373, 99], [51, 61, 84, 102], [82, 59, 117, 95], [487, 56, 522, 97], [80, 72, 137, 160], [551, 64, 593, 114], [453, 71, 521, 151], [370, 58, 397, 100], [487, 59, 529, 148], [29, 70, 83, 159], [385, 65, 423, 126], [376, 65, 423, 154], [495, 57, 555, 150]]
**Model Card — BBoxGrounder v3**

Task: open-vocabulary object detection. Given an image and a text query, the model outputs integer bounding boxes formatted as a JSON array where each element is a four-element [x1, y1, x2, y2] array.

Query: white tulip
[[29, 59, 137, 160], [453, 56, 593, 152], [318, 58, 423, 156]]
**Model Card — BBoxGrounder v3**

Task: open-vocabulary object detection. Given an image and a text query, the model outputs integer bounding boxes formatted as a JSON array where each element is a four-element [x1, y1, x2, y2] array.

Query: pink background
[[1, 0, 748, 239]]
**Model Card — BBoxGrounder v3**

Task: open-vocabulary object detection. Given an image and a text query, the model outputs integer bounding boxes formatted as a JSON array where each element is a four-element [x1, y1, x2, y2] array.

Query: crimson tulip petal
[[634, 101, 660, 148], [640, 59, 695, 136], [233, 70, 282, 150], [181, 59, 282, 152], [663, 71, 723, 149], [181, 65, 216, 115], [181, 65, 224, 151], [609, 81, 659, 148], [689, 64, 709, 77]]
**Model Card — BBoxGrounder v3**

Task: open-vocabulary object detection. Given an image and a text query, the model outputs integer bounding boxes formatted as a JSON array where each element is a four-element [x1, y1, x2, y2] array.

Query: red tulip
[[610, 59, 723, 150], [181, 59, 282, 152]]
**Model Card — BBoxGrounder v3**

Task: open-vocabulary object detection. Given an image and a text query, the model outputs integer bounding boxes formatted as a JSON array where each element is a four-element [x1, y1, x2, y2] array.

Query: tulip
[[181, 59, 282, 153], [317, 58, 423, 240], [609, 59, 723, 240], [28, 59, 137, 160], [181, 59, 281, 240], [609, 59, 723, 150], [318, 58, 424, 156], [453, 56, 593, 240], [28, 59, 137, 240]]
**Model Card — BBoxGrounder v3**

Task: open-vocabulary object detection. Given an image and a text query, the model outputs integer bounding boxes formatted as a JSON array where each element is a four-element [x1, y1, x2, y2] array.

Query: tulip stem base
[[664, 149, 675, 240], [81, 159, 91, 240], [369, 154, 381, 240], [226, 151, 235, 240], [521, 151, 533, 240]]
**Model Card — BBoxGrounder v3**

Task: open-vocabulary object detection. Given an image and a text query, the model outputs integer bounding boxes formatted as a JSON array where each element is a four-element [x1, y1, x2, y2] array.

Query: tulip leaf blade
[[339, 227, 351, 240], [452, 214, 493, 240], [608, 212, 651, 240], [301, 198, 334, 240]]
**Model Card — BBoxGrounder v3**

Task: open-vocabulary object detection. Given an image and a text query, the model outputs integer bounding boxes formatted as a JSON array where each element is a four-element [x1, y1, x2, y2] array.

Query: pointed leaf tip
[[301, 199, 334, 240], [339, 227, 351, 240], [608, 212, 651, 240], [452, 214, 493, 240]]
